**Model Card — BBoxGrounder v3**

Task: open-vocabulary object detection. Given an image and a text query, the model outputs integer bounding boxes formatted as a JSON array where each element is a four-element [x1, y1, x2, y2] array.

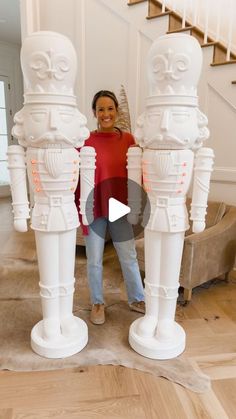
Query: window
[[0, 76, 11, 186]]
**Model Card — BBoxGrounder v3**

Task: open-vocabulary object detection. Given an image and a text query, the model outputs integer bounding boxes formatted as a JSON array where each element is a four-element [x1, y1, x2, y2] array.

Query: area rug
[[0, 253, 210, 393]]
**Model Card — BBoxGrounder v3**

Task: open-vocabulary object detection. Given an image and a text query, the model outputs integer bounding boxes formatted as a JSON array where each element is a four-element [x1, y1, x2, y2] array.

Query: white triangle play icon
[[108, 197, 131, 222]]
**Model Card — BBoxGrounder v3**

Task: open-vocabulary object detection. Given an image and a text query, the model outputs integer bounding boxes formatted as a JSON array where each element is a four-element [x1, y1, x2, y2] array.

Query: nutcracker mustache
[[26, 132, 77, 145], [144, 133, 189, 146]]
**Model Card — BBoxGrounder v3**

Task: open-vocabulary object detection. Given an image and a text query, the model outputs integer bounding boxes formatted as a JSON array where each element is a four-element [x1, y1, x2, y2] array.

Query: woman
[[75, 90, 145, 325]]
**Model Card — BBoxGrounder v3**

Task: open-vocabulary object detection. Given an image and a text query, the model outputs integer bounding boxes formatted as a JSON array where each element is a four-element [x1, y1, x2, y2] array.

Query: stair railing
[[161, 0, 236, 58]]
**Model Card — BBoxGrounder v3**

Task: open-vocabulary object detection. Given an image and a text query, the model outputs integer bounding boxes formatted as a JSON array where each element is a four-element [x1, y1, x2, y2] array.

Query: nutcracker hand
[[14, 219, 28, 232], [192, 221, 205, 233]]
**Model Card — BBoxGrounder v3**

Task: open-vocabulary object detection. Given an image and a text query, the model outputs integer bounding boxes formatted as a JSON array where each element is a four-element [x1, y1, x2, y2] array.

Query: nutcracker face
[[12, 103, 89, 148], [136, 105, 209, 150], [12, 31, 90, 149], [136, 34, 210, 150]]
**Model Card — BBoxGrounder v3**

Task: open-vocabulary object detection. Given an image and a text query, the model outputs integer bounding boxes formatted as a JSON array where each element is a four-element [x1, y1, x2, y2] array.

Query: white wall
[[20, 0, 236, 205], [0, 40, 23, 197]]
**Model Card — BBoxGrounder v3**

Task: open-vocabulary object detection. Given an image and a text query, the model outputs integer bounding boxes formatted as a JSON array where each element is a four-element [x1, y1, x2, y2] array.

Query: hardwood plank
[[0, 368, 103, 408], [11, 396, 146, 419], [0, 410, 13, 419], [174, 385, 229, 419], [136, 373, 188, 419], [98, 365, 139, 398], [218, 299, 236, 322], [183, 333, 236, 358], [212, 378, 236, 418], [193, 353, 236, 380]]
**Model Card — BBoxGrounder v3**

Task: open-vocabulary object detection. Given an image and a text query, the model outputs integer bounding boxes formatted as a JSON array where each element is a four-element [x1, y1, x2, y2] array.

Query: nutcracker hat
[[20, 31, 77, 106], [146, 33, 202, 107]]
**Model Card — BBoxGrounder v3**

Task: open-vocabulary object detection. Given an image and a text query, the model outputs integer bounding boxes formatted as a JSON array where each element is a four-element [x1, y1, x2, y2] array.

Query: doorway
[[0, 75, 11, 187]]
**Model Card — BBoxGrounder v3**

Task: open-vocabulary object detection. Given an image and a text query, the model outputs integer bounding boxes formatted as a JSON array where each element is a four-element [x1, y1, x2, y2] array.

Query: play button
[[84, 177, 150, 242], [108, 198, 130, 222]]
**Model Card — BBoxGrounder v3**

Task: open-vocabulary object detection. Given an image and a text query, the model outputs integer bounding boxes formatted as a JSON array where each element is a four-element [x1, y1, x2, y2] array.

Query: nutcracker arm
[[126, 146, 142, 225], [7, 145, 30, 232], [190, 147, 214, 233], [79, 146, 96, 226]]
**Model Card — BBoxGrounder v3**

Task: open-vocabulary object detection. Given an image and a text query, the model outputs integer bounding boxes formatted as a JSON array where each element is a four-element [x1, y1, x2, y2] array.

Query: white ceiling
[[0, 0, 21, 45]]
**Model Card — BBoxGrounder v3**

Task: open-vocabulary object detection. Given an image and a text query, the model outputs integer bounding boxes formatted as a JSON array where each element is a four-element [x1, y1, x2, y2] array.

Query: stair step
[[127, 0, 147, 5], [167, 26, 195, 34], [146, 11, 169, 19], [211, 60, 236, 67]]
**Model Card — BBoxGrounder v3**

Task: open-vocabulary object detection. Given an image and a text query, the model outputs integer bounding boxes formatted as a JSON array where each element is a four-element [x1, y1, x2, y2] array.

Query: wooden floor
[[0, 197, 236, 419]]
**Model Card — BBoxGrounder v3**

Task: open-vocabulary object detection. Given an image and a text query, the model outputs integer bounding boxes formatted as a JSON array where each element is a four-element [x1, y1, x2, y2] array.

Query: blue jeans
[[84, 217, 145, 305]]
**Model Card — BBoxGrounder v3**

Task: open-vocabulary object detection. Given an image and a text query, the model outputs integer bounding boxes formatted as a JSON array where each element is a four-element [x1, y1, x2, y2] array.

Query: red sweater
[[75, 130, 135, 233]]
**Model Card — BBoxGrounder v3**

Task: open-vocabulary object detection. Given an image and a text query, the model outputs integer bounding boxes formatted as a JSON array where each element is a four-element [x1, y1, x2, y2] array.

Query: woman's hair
[[92, 90, 119, 112]]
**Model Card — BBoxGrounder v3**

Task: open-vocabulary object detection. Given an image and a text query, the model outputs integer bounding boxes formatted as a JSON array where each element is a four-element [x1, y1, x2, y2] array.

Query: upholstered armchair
[[135, 200, 236, 301]]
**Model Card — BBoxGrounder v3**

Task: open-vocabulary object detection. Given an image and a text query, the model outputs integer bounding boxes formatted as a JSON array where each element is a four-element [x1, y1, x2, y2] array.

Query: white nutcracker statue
[[7, 31, 96, 358], [128, 33, 214, 359]]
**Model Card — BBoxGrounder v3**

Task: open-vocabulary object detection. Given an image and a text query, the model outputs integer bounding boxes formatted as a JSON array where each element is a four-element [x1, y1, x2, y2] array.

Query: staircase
[[128, 0, 236, 83], [126, 0, 236, 204]]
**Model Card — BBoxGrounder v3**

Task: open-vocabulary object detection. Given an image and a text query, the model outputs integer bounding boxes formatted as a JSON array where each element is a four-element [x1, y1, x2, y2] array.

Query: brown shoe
[[129, 301, 145, 314], [90, 304, 105, 325]]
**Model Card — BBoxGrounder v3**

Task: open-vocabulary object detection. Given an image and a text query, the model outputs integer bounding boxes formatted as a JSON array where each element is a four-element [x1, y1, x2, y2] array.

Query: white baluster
[[172, 0, 176, 12], [203, 0, 210, 44], [182, 0, 187, 28], [226, 0, 234, 61], [215, 0, 222, 42], [162, 0, 166, 13], [192, 0, 198, 27]]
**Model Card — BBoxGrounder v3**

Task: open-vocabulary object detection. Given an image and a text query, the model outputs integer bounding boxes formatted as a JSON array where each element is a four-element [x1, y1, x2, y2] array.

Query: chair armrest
[[186, 208, 236, 243], [180, 208, 236, 290]]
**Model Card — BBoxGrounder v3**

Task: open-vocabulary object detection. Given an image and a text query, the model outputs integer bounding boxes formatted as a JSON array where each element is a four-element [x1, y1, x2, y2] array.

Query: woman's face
[[94, 96, 118, 132]]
